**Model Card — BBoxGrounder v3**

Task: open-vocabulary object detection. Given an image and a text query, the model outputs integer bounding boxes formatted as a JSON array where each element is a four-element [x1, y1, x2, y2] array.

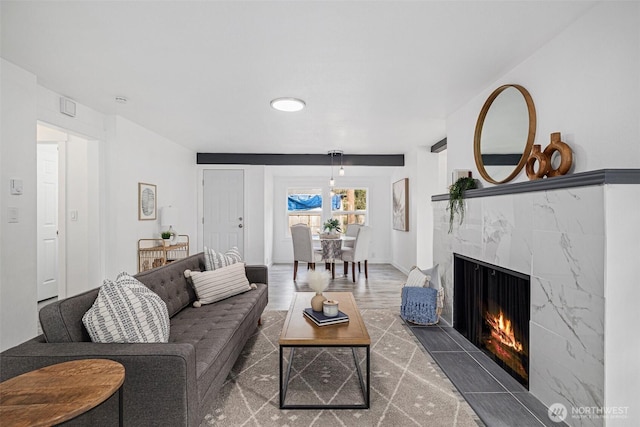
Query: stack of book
[[303, 308, 349, 326]]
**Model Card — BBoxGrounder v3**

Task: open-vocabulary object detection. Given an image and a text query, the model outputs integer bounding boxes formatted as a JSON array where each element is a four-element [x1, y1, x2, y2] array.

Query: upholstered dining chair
[[290, 224, 323, 280], [341, 225, 372, 282], [342, 223, 361, 249]]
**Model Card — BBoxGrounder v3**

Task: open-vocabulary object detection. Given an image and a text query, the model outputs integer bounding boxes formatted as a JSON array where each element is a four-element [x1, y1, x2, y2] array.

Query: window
[[331, 188, 367, 233], [287, 187, 368, 236], [287, 188, 323, 235]]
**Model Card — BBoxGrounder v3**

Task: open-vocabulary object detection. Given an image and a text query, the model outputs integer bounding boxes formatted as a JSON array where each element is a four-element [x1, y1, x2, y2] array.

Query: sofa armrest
[[245, 265, 268, 285], [1, 336, 198, 426]]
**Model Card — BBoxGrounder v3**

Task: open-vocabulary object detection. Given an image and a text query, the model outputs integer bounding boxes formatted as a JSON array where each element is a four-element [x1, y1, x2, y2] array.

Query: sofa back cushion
[[134, 253, 202, 317], [40, 253, 205, 343]]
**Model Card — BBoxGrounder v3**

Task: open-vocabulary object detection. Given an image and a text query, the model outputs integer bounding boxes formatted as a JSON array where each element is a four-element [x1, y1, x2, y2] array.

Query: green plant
[[448, 177, 477, 233], [322, 218, 342, 233], [161, 231, 172, 239]]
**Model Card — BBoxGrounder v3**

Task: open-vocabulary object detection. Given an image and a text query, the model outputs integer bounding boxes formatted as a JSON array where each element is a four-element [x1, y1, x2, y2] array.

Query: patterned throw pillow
[[405, 267, 431, 287], [82, 273, 170, 343], [203, 246, 242, 271], [184, 262, 252, 306]]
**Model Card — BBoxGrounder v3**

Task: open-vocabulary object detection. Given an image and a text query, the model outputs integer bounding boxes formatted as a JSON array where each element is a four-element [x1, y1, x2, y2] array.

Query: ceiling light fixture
[[328, 150, 344, 187], [270, 97, 305, 112]]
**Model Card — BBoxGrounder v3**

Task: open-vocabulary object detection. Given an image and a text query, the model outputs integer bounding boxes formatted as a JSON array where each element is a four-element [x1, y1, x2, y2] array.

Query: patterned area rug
[[201, 310, 481, 426]]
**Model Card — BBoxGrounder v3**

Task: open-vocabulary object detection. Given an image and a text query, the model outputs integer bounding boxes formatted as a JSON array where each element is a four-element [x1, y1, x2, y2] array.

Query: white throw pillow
[[203, 246, 242, 271], [82, 273, 170, 343], [185, 262, 252, 306], [422, 264, 441, 289], [405, 267, 431, 287]]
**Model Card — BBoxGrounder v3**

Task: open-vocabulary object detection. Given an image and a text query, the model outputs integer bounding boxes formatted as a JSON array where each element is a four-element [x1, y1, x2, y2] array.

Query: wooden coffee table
[[279, 291, 371, 409], [0, 359, 125, 427]]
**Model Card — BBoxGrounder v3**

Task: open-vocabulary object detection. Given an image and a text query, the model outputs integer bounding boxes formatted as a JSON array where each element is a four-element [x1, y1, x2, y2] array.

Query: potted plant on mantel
[[161, 231, 172, 247], [448, 177, 478, 234], [322, 218, 342, 238]]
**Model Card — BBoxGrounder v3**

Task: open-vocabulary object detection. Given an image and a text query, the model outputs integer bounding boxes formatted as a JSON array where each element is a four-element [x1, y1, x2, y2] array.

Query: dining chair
[[290, 224, 323, 280], [342, 223, 361, 249], [341, 225, 371, 282]]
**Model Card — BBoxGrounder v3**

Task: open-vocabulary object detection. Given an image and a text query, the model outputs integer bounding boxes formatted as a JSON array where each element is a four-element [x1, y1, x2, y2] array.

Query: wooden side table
[[0, 359, 125, 427]]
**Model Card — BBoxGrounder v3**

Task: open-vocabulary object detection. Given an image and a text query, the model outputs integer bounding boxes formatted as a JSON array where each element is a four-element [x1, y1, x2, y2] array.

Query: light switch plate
[[8, 207, 19, 223]]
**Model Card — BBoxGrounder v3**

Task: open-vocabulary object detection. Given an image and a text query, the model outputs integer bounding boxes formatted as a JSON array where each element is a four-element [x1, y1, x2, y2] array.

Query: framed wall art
[[138, 182, 157, 220], [393, 178, 409, 231]]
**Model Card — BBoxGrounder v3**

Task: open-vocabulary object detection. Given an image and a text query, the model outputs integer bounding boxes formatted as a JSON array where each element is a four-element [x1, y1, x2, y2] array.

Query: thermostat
[[10, 178, 23, 195]]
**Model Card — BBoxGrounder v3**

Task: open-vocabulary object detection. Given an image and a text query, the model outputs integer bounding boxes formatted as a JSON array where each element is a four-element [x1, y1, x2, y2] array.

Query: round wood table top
[[0, 358, 125, 427]]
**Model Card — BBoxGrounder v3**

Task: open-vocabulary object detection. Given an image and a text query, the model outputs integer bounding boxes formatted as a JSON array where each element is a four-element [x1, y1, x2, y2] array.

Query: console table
[[138, 234, 189, 272]]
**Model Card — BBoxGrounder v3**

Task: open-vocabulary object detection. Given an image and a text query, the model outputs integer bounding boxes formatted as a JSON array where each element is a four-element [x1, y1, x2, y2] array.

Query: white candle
[[323, 300, 339, 317]]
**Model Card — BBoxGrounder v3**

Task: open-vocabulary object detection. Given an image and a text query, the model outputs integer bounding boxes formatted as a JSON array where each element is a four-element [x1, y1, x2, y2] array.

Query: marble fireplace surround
[[432, 169, 640, 427]]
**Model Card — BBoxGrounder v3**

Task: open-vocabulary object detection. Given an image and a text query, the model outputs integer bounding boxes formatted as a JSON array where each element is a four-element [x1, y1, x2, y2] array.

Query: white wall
[[264, 167, 275, 266], [391, 150, 417, 273], [105, 116, 197, 277], [63, 134, 102, 297], [0, 59, 38, 351], [448, 2, 640, 187], [604, 184, 640, 424], [271, 166, 394, 265], [415, 146, 443, 269]]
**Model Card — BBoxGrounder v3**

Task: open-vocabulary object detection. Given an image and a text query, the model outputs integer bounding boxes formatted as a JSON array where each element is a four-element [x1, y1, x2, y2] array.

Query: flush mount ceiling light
[[270, 97, 305, 112]]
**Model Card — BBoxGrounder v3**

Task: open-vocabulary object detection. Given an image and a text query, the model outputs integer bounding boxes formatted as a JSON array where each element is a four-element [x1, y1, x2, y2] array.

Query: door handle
[[238, 224, 243, 228]]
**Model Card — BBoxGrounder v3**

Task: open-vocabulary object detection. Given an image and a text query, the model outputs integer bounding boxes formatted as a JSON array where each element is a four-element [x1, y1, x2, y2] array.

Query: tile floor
[[409, 323, 568, 427]]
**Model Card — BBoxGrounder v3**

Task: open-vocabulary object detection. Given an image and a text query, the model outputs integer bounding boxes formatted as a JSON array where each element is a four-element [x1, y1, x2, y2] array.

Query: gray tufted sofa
[[0, 253, 268, 426]]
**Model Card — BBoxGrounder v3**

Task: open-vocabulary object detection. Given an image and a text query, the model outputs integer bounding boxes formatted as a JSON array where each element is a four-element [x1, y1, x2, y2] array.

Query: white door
[[203, 170, 244, 256], [37, 143, 59, 301]]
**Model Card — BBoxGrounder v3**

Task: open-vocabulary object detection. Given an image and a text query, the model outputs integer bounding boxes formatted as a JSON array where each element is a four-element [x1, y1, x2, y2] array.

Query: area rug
[[201, 310, 481, 427]]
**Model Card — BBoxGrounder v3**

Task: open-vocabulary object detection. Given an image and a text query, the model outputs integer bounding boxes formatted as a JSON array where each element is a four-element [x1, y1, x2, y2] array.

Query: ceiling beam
[[196, 153, 404, 166]]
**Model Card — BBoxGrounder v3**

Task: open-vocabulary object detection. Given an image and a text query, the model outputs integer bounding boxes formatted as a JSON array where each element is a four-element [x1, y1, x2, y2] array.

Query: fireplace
[[453, 254, 530, 388]]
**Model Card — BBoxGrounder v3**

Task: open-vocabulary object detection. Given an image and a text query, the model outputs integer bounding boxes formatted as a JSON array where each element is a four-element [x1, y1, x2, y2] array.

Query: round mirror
[[474, 84, 536, 184]]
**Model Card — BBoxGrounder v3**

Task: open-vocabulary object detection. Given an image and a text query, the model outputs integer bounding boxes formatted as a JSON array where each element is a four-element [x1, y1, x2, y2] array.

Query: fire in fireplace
[[484, 309, 528, 383], [454, 254, 530, 388]]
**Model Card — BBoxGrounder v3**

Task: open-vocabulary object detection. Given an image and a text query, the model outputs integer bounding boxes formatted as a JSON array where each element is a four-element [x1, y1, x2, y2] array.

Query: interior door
[[37, 143, 59, 301], [203, 169, 244, 256]]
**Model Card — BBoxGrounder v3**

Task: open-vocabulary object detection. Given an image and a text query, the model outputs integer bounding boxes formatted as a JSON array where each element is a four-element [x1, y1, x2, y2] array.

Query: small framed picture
[[138, 183, 157, 220]]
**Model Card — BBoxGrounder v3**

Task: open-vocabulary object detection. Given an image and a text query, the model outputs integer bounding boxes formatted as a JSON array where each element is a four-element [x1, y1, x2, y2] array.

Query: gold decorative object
[[525, 132, 573, 180], [544, 132, 573, 177], [525, 145, 550, 180]]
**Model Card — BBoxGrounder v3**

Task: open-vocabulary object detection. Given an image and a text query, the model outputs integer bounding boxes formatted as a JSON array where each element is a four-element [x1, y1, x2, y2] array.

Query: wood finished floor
[[265, 263, 408, 311]]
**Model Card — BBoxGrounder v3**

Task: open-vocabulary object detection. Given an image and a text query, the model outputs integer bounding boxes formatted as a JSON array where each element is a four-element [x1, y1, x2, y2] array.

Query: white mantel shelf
[[432, 169, 640, 201]]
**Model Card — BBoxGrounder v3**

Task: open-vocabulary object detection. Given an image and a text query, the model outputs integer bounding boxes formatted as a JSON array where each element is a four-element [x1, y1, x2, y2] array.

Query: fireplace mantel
[[432, 168, 640, 201]]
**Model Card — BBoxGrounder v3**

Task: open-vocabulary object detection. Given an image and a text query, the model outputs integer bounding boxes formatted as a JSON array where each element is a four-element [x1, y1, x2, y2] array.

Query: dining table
[[313, 235, 356, 279]]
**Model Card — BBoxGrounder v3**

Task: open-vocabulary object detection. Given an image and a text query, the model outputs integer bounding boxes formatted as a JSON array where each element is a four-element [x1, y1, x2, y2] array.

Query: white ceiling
[[1, 1, 596, 154]]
